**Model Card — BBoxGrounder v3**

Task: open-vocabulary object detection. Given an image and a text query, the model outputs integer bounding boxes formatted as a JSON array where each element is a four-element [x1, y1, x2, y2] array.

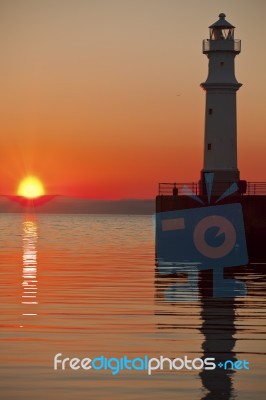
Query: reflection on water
[[200, 297, 237, 400], [0, 214, 265, 400], [155, 266, 266, 400], [21, 218, 38, 320]]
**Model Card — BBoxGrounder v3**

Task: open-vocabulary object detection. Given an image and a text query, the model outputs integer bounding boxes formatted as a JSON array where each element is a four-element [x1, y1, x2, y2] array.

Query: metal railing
[[158, 182, 266, 196], [203, 39, 241, 53], [246, 182, 266, 195], [234, 39, 241, 52], [159, 182, 199, 196]]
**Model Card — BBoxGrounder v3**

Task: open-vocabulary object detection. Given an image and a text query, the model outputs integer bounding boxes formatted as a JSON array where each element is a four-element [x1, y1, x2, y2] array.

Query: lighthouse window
[[208, 108, 213, 115], [207, 143, 212, 150]]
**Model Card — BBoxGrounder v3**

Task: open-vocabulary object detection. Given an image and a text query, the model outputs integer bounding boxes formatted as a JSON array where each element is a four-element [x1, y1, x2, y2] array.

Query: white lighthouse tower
[[200, 13, 242, 195]]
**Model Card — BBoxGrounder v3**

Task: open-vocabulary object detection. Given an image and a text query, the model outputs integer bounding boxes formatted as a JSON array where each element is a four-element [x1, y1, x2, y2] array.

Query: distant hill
[[0, 196, 155, 215]]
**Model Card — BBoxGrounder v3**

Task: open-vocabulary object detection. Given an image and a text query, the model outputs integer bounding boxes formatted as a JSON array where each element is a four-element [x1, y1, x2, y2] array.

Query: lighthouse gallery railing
[[158, 182, 266, 196], [203, 39, 241, 53]]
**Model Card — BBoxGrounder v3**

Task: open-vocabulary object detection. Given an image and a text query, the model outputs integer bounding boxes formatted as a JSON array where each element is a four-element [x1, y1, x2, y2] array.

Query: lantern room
[[209, 13, 235, 40]]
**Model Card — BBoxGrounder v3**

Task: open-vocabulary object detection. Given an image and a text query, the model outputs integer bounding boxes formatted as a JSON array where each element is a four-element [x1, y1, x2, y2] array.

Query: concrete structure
[[200, 13, 241, 194]]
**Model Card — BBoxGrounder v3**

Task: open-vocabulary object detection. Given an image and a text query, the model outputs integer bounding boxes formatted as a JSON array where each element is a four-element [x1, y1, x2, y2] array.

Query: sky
[[0, 0, 265, 199]]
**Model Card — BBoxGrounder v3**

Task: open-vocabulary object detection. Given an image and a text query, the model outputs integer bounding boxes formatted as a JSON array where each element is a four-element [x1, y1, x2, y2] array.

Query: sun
[[17, 176, 45, 199]]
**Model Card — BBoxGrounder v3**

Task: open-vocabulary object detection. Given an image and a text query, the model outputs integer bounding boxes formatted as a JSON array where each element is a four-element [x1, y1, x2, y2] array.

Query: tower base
[[199, 170, 240, 195]]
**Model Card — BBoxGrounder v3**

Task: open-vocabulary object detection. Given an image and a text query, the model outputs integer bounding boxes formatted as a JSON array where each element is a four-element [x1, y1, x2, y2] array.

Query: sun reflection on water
[[21, 218, 38, 318]]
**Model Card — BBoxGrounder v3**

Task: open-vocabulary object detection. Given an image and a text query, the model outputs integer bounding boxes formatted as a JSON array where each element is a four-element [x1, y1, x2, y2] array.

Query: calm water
[[0, 214, 265, 399]]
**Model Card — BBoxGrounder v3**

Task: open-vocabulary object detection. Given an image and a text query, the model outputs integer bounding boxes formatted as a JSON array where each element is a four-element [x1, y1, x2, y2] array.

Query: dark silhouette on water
[[154, 263, 266, 398], [199, 296, 237, 400]]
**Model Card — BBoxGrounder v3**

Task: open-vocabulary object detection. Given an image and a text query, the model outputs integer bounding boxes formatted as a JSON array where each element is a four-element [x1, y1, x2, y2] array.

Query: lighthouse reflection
[[21, 217, 38, 319], [199, 297, 236, 400], [154, 269, 242, 400]]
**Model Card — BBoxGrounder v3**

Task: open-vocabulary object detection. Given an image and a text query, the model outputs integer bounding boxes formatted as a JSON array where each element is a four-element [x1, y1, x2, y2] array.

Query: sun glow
[[17, 176, 45, 199]]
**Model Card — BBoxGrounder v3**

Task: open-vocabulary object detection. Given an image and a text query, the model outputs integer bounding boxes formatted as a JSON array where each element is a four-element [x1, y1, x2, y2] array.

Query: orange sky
[[0, 0, 265, 199]]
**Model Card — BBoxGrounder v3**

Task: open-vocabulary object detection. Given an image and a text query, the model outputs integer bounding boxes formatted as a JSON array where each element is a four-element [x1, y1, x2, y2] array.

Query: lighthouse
[[200, 13, 242, 195], [156, 13, 266, 264]]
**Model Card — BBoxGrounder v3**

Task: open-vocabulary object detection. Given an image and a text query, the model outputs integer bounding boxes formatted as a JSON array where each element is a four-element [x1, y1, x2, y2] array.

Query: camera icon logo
[[156, 203, 248, 273], [155, 174, 249, 299]]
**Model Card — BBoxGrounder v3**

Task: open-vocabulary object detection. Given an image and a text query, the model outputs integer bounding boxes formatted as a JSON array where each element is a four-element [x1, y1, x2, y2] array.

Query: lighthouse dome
[[209, 13, 235, 29]]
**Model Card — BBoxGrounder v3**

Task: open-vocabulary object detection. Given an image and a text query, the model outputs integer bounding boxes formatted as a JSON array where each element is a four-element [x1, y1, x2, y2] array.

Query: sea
[[0, 214, 265, 400]]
